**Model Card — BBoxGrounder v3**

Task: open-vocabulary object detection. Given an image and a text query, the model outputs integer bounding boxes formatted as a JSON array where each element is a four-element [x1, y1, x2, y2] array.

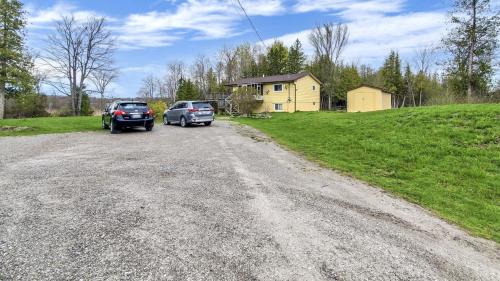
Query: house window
[[256, 84, 262, 94], [273, 84, 283, 92], [312, 85, 316, 91], [274, 104, 283, 111]]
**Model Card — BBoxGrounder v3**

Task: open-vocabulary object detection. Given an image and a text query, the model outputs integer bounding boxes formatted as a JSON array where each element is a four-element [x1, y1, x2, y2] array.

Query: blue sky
[[25, 0, 459, 97]]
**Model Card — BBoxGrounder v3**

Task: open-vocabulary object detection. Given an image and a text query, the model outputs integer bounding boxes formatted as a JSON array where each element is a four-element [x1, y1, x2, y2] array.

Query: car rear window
[[192, 102, 212, 109], [119, 103, 148, 110]]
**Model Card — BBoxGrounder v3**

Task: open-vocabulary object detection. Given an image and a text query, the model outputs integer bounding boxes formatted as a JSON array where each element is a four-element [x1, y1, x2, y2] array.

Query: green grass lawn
[[0, 116, 102, 137], [236, 104, 500, 242]]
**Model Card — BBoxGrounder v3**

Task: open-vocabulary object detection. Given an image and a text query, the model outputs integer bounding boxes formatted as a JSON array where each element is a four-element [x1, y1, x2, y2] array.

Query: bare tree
[[309, 23, 349, 65], [164, 61, 185, 101], [309, 23, 349, 110], [214, 50, 225, 86], [91, 69, 118, 110], [138, 74, 158, 100], [192, 54, 211, 99], [155, 77, 167, 99], [414, 46, 436, 106], [44, 16, 115, 115], [414, 46, 436, 75], [220, 46, 239, 83], [25, 51, 48, 95]]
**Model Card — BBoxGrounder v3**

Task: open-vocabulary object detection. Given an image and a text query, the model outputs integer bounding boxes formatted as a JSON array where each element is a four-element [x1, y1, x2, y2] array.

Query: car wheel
[[163, 115, 170, 125], [180, 116, 187, 127], [204, 121, 212, 126], [102, 118, 109, 129], [110, 120, 120, 134], [146, 124, 153, 131]]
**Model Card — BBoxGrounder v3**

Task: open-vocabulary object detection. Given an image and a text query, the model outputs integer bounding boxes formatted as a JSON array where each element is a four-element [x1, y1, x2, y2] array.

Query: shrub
[[80, 93, 93, 116], [231, 87, 260, 116], [5, 92, 50, 118], [148, 100, 167, 118]]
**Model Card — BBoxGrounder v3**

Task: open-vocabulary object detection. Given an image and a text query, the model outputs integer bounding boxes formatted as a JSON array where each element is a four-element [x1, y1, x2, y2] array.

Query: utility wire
[[234, 0, 267, 48]]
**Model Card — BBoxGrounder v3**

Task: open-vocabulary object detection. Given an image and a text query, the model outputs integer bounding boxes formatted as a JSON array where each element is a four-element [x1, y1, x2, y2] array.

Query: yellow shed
[[347, 85, 392, 113]]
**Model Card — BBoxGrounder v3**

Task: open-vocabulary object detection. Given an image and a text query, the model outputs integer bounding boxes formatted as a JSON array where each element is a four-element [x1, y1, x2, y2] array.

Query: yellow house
[[347, 85, 392, 113], [226, 72, 321, 113]]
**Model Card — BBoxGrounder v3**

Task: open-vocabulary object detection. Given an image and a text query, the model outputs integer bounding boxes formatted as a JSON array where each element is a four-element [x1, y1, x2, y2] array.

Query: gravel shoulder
[[0, 121, 498, 280]]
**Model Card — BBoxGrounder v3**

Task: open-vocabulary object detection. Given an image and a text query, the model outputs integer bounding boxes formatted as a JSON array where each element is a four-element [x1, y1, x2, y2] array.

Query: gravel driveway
[[0, 121, 498, 280]]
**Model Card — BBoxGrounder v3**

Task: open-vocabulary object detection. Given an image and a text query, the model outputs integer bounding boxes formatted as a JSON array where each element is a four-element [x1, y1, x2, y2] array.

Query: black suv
[[102, 101, 155, 133]]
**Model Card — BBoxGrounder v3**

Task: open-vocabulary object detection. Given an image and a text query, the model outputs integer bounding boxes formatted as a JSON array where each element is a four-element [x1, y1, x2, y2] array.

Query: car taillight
[[114, 110, 125, 116], [146, 109, 154, 115], [188, 108, 199, 113]]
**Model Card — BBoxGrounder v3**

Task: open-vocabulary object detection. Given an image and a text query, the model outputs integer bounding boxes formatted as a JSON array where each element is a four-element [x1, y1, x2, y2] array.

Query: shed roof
[[226, 72, 320, 86], [349, 84, 393, 95]]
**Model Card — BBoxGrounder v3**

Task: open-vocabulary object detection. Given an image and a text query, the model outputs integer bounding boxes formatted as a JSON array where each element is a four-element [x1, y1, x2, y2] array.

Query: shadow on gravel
[[115, 127, 152, 134], [163, 124, 212, 129]]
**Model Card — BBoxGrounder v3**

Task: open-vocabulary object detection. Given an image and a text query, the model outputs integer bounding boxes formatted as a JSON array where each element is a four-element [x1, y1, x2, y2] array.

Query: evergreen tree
[[403, 63, 415, 107], [381, 50, 404, 107], [335, 64, 361, 101], [287, 39, 306, 74], [444, 0, 499, 100], [0, 0, 32, 119], [206, 67, 220, 99], [176, 78, 200, 100], [80, 92, 93, 116], [265, 41, 288, 75]]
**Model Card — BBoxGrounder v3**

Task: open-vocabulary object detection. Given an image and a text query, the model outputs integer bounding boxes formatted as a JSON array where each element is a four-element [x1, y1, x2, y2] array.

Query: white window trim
[[273, 84, 283, 92], [274, 103, 283, 112]]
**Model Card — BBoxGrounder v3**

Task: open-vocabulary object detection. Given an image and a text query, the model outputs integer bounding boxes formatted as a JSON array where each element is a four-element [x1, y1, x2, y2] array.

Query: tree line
[[140, 0, 499, 109], [137, 39, 307, 102], [0, 0, 498, 119], [0, 0, 117, 118]]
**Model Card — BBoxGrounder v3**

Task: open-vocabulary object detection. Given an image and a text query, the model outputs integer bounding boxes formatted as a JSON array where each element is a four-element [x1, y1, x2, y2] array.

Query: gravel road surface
[[0, 121, 498, 280]]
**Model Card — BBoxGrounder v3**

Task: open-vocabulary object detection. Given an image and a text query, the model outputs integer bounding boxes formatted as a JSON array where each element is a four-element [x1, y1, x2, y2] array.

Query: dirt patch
[[234, 124, 271, 142], [0, 126, 31, 132]]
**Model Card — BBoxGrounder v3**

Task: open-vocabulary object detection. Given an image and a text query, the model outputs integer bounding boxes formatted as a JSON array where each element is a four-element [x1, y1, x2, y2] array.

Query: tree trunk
[[77, 92, 83, 116], [71, 86, 76, 115], [100, 93, 104, 111], [328, 93, 332, 110], [70, 71, 77, 115], [0, 82, 5, 119], [467, 0, 477, 102]]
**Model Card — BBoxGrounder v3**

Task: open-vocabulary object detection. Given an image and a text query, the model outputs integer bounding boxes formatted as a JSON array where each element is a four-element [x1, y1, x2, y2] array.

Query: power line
[[234, 0, 267, 48]]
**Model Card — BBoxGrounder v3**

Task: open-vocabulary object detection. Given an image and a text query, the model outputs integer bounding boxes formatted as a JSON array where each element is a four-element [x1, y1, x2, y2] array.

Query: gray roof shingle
[[226, 72, 318, 86]]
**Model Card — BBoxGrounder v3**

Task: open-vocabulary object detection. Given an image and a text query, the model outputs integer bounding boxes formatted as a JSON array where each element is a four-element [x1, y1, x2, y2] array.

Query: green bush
[[231, 87, 260, 116], [80, 93, 93, 116], [5, 92, 49, 118], [148, 100, 167, 119]]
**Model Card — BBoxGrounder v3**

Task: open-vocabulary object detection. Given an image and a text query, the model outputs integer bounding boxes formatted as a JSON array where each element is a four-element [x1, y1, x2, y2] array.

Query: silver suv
[[163, 101, 214, 127]]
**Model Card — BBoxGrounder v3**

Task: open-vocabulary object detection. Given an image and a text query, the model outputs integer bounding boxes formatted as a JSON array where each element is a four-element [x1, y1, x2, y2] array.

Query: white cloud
[[266, 11, 446, 66], [121, 64, 164, 74], [27, 2, 110, 29], [117, 0, 283, 48], [293, 0, 404, 18]]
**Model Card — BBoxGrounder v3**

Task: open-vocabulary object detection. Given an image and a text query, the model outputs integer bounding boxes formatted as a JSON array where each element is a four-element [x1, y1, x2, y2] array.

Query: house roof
[[226, 72, 321, 86]]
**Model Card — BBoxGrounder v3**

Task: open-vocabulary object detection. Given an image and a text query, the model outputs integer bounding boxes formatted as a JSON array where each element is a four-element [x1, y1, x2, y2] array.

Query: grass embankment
[[236, 104, 500, 242], [0, 116, 101, 137]]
